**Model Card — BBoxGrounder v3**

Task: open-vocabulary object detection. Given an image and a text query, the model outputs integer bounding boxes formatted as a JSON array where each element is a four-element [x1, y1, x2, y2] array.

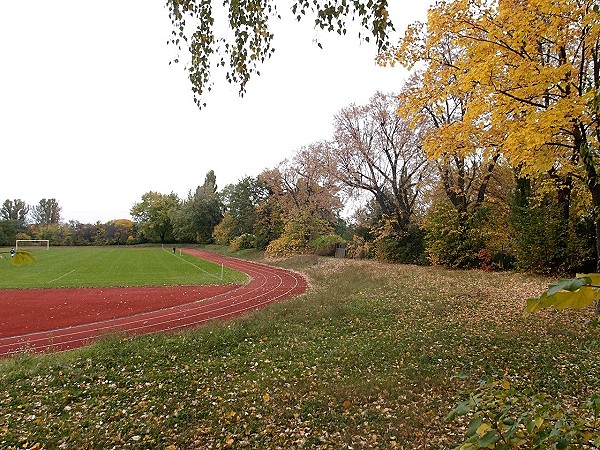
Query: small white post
[[221, 263, 224, 280]]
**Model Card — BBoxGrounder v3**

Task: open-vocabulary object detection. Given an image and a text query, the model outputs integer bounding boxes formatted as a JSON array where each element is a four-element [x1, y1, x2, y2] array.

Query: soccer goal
[[15, 239, 50, 250]]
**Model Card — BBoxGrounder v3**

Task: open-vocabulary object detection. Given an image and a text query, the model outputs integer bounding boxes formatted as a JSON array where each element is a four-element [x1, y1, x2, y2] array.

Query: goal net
[[15, 239, 50, 250]]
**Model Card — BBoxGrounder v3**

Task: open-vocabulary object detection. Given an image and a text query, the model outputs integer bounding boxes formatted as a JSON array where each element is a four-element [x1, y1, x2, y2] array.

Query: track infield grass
[[0, 246, 247, 289]]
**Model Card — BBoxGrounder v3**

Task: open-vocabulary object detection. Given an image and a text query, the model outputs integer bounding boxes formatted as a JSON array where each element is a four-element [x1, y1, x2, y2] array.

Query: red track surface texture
[[0, 249, 307, 357]]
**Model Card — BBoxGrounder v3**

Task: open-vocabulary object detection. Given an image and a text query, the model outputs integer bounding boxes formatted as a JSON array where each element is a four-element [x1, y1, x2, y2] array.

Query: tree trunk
[[572, 133, 600, 317], [584, 173, 600, 273], [589, 186, 600, 318], [556, 176, 572, 272]]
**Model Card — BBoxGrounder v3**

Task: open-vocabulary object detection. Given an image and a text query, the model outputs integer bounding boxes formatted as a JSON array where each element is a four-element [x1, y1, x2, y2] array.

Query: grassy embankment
[[1, 248, 598, 448]]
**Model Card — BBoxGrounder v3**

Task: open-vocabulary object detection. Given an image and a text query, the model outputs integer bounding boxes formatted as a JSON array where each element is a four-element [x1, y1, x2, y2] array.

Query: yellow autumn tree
[[379, 18, 508, 267], [385, 0, 600, 269]]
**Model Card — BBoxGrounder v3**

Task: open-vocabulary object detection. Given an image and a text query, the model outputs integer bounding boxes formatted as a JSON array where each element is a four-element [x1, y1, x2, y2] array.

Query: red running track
[[0, 249, 307, 357]]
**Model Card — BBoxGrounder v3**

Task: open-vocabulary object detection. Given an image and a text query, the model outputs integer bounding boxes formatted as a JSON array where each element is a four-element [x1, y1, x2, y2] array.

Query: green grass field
[[0, 246, 247, 288], [0, 251, 598, 448]]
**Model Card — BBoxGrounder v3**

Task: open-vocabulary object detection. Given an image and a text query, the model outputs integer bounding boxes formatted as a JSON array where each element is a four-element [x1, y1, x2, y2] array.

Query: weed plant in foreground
[[0, 255, 598, 448]]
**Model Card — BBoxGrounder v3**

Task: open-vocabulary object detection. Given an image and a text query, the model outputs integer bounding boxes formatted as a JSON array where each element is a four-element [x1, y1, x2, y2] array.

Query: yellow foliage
[[387, 0, 600, 181]]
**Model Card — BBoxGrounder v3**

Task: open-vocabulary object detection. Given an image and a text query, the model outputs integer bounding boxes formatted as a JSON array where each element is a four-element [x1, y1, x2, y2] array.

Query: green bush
[[374, 223, 427, 264], [448, 375, 600, 449], [512, 202, 595, 274], [309, 234, 346, 256], [424, 201, 487, 269], [265, 213, 333, 257]]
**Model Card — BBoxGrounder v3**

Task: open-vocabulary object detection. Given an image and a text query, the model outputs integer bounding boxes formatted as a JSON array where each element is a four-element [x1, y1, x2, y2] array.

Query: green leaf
[[570, 287, 597, 309], [477, 430, 499, 447], [10, 251, 36, 266], [547, 277, 590, 296], [527, 285, 596, 312], [545, 287, 595, 310], [466, 417, 483, 437], [538, 292, 559, 308], [446, 400, 471, 421], [526, 292, 558, 312], [552, 291, 575, 310], [526, 296, 542, 313], [577, 273, 600, 287]]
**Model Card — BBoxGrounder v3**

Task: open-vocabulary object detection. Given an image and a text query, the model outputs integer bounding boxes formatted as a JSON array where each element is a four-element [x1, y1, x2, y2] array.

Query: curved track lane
[[0, 249, 307, 357]]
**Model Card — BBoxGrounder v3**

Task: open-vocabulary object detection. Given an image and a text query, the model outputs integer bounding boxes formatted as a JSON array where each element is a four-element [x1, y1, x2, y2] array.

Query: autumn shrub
[[229, 234, 256, 252], [477, 248, 516, 272], [253, 202, 284, 251], [265, 213, 333, 257], [345, 235, 375, 259], [477, 249, 495, 271], [512, 200, 595, 274], [423, 201, 487, 269], [212, 213, 235, 245], [15, 232, 31, 241], [373, 223, 427, 264], [265, 235, 307, 257], [29, 223, 72, 246], [265, 218, 310, 257], [309, 234, 346, 256], [449, 374, 600, 449]]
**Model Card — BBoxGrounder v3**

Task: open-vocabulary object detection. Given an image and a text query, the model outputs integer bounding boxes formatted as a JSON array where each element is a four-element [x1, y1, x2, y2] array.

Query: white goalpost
[[15, 239, 50, 250]]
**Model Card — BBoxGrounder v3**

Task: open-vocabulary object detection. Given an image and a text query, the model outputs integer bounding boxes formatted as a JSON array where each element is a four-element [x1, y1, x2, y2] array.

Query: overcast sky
[[0, 1, 430, 223]]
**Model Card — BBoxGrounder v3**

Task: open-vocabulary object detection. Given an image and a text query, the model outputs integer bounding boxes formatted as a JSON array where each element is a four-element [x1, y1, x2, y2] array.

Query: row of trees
[[378, 0, 600, 273], [151, 0, 594, 275], [3, 83, 596, 275], [0, 198, 67, 246], [122, 79, 595, 274], [157, 0, 599, 274], [0, 215, 138, 248], [4, 1, 597, 276], [1, 198, 62, 225]]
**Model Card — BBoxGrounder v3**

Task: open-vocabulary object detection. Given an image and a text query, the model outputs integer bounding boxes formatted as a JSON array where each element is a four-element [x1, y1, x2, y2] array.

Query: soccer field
[[0, 246, 247, 289]]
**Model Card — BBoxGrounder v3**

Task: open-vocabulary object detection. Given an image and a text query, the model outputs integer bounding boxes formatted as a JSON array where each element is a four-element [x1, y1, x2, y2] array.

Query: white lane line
[[48, 270, 75, 284], [168, 250, 224, 281]]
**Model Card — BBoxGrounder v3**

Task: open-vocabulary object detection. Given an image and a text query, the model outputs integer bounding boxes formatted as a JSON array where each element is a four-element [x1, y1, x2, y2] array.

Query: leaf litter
[[0, 257, 597, 449]]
